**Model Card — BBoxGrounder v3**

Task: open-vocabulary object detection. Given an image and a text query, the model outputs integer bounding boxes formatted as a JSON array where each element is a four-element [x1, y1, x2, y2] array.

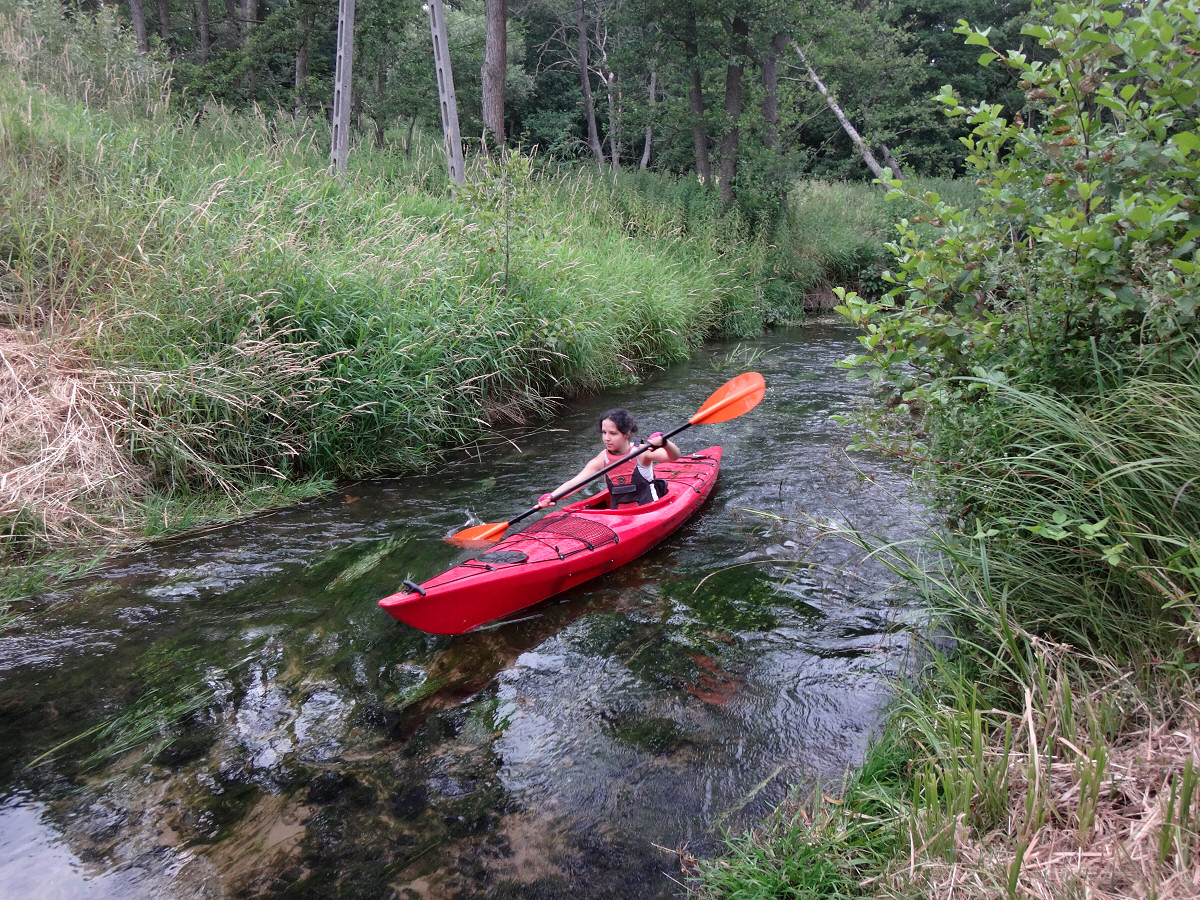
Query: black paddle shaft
[[505, 421, 693, 530]]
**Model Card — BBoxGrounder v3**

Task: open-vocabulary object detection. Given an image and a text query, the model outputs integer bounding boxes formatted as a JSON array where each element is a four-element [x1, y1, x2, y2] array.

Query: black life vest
[[603, 453, 665, 508]]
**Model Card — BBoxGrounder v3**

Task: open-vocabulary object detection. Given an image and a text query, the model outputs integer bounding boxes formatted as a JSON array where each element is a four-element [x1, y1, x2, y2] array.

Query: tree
[[574, 0, 607, 167], [791, 38, 886, 179], [839, 0, 1200, 411], [482, 0, 507, 146], [128, 0, 149, 52]]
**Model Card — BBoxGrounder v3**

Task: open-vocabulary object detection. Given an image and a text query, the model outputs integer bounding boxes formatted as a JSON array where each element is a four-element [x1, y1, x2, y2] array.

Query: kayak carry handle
[[402, 579, 427, 597]]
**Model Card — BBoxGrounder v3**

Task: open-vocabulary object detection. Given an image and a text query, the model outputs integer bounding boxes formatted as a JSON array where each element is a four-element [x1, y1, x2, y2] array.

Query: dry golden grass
[[895, 657, 1200, 899], [0, 326, 151, 549]]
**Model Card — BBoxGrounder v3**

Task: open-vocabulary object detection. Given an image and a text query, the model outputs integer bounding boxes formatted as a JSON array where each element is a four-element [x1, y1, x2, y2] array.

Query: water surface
[[0, 323, 924, 898]]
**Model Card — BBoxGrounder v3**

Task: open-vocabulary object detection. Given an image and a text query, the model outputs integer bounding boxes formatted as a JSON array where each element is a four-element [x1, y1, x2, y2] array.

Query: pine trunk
[[482, 0, 507, 149], [223, 0, 238, 47], [157, 0, 171, 42], [197, 0, 211, 59], [761, 33, 786, 152], [128, 0, 149, 53], [717, 18, 749, 207]]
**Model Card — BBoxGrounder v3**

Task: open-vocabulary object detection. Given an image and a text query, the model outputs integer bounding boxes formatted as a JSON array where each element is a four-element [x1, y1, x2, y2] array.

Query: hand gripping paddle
[[447, 371, 766, 548]]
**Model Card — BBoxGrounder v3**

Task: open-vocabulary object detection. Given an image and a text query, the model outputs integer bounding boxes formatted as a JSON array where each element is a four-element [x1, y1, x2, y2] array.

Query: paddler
[[537, 409, 681, 509]]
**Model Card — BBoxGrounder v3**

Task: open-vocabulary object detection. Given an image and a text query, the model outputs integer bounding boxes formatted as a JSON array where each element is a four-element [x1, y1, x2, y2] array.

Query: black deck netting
[[518, 511, 618, 547]]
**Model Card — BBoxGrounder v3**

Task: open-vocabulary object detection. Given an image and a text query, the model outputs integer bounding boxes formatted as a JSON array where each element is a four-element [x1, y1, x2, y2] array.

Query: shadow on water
[[0, 323, 928, 899]]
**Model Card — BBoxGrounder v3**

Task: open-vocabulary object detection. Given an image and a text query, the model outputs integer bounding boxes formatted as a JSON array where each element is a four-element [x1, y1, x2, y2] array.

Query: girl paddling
[[538, 408, 681, 509]]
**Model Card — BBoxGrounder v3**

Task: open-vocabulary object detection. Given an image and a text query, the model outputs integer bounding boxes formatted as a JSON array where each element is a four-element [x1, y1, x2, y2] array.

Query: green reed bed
[[0, 6, 757, 578]]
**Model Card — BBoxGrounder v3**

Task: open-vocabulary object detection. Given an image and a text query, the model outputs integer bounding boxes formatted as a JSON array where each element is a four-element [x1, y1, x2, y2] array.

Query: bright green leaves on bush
[[839, 0, 1200, 421]]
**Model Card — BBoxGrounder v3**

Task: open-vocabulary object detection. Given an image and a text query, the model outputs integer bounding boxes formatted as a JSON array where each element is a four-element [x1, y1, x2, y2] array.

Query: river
[[0, 322, 924, 899]]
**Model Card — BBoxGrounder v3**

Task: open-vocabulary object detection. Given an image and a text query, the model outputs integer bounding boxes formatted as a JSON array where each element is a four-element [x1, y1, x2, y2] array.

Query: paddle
[[447, 371, 766, 548]]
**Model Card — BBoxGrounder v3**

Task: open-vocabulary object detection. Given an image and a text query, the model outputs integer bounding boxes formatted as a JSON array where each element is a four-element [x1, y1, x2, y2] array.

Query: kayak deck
[[379, 448, 721, 634]]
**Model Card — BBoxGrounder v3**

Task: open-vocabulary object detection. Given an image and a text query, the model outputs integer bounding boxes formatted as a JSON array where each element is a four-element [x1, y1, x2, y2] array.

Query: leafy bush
[[839, 0, 1200, 426]]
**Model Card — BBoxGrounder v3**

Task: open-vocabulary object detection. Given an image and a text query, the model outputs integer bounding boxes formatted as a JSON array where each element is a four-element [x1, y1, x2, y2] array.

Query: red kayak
[[379, 447, 722, 634]]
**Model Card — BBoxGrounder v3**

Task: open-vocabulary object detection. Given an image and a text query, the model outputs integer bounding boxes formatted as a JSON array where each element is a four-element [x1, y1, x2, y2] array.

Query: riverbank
[[691, 369, 1200, 896], [0, 8, 747, 600], [692, 1, 1200, 895]]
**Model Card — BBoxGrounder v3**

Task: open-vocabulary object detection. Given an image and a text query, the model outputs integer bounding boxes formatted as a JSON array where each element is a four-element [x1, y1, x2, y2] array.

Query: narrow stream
[[0, 323, 925, 899]]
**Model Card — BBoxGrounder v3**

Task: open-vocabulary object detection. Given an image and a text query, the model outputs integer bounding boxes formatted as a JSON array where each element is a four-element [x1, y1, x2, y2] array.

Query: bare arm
[[539, 451, 608, 507], [638, 433, 681, 466]]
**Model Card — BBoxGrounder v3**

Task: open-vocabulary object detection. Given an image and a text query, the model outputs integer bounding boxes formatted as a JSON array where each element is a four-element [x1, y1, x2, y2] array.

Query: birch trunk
[[685, 37, 710, 185], [294, 19, 309, 118], [790, 40, 884, 180], [640, 67, 655, 170]]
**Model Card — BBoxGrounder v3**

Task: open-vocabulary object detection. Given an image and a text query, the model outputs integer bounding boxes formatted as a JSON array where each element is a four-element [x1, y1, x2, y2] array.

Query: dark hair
[[598, 408, 637, 436]]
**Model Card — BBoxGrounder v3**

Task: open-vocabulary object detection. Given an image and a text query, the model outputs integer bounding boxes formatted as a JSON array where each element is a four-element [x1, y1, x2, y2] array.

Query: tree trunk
[[880, 142, 903, 180], [574, 0, 606, 169], [790, 41, 884, 180], [717, 17, 749, 207], [427, 0, 465, 186], [482, 0, 507, 149], [685, 37, 711, 185], [640, 67, 655, 170], [330, 0, 355, 177], [128, 0, 149, 53], [374, 57, 387, 148], [294, 18, 309, 118], [761, 32, 786, 152], [197, 0, 212, 59], [606, 71, 619, 173], [241, 0, 257, 95], [223, 0, 239, 46], [157, 0, 172, 42]]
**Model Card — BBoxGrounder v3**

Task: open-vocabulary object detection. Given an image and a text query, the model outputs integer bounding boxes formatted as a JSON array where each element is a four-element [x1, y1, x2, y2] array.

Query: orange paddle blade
[[447, 521, 509, 547], [689, 372, 766, 425]]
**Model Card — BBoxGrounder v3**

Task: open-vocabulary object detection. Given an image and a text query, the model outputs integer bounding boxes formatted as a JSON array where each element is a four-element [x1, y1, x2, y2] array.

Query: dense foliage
[[840, 0, 1200, 437], [4, 3, 892, 575], [837, 0, 1200, 661], [99, 0, 1035, 202], [696, 3, 1200, 897]]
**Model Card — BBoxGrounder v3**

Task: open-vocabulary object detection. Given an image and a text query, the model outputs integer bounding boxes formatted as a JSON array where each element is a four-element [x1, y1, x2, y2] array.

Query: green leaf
[[978, 52, 999, 67], [1171, 131, 1200, 154]]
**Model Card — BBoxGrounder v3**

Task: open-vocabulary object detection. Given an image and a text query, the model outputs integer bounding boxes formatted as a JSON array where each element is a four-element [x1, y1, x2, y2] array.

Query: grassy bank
[[0, 5, 906, 602], [693, 363, 1200, 897], [693, 0, 1200, 895]]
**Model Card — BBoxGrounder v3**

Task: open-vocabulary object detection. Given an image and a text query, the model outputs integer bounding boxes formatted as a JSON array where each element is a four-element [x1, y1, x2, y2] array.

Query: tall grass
[[696, 353, 1200, 898], [0, 5, 772, 573]]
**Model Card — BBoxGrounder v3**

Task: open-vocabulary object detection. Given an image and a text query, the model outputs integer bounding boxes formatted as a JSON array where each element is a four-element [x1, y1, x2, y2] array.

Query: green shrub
[[839, 0, 1200, 427]]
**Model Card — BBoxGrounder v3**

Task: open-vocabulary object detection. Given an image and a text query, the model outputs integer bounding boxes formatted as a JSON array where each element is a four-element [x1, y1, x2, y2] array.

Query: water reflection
[[0, 323, 925, 898]]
